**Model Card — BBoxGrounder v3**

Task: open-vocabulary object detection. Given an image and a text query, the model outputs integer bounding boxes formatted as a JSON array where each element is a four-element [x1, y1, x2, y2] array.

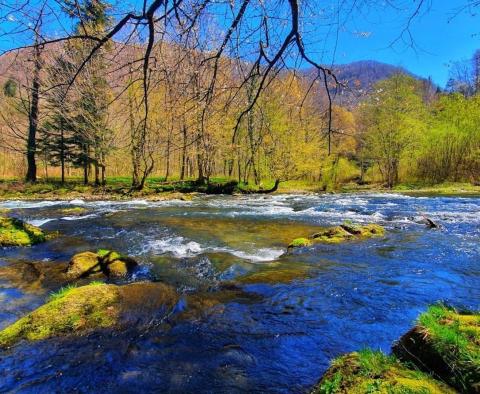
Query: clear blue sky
[[1, 1, 478, 87], [305, 1, 479, 87]]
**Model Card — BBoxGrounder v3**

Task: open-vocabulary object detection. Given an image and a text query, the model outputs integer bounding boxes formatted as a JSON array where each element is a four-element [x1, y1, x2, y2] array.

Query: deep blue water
[[0, 193, 479, 393]]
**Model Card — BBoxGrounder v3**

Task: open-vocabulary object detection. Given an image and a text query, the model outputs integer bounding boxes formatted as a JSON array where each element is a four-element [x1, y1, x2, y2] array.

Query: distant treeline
[[0, 0, 479, 190]]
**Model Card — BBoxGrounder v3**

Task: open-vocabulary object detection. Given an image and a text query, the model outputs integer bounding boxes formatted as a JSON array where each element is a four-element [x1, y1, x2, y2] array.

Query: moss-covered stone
[[60, 207, 88, 216], [97, 249, 138, 277], [393, 305, 480, 392], [0, 283, 118, 347], [0, 216, 46, 247], [311, 226, 355, 243], [340, 223, 385, 238], [289, 223, 385, 248], [313, 349, 455, 394], [66, 251, 102, 278], [66, 250, 138, 279], [0, 281, 178, 348], [288, 237, 312, 249]]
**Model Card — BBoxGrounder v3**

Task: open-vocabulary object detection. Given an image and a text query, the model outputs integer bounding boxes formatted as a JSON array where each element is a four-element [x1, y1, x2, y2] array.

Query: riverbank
[[0, 178, 479, 200]]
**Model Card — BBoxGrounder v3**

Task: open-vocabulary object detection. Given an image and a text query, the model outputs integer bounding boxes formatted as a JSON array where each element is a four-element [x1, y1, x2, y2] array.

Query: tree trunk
[[25, 33, 42, 183], [60, 129, 65, 184], [180, 125, 187, 180]]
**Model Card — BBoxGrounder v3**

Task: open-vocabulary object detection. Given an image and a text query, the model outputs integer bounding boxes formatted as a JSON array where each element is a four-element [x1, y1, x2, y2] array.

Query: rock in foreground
[[66, 249, 138, 278], [393, 304, 480, 392], [0, 216, 46, 247], [0, 282, 178, 348], [312, 349, 455, 393]]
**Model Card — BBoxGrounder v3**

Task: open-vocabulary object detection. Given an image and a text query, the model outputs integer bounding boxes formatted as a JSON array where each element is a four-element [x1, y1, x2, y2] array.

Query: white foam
[[61, 213, 98, 221], [27, 218, 54, 227], [69, 199, 85, 205], [148, 236, 203, 258], [0, 201, 63, 209], [226, 247, 284, 262]]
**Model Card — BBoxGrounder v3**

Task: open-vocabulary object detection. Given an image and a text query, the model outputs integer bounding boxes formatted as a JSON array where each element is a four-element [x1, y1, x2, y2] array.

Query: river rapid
[[0, 193, 479, 393]]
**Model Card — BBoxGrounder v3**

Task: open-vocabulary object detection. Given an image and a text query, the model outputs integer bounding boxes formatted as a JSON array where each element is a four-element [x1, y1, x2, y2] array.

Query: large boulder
[[312, 350, 455, 393], [0, 216, 46, 247], [66, 250, 138, 279], [0, 281, 178, 348], [393, 305, 480, 393]]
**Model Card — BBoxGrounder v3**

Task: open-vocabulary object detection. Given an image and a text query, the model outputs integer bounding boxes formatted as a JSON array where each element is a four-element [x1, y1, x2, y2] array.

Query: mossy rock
[[393, 305, 480, 392], [60, 207, 87, 216], [0, 216, 46, 247], [67, 251, 102, 278], [66, 250, 138, 279], [0, 282, 178, 348], [311, 226, 355, 243], [290, 223, 385, 248], [288, 237, 312, 249], [313, 349, 455, 393], [97, 249, 138, 277], [340, 223, 385, 237]]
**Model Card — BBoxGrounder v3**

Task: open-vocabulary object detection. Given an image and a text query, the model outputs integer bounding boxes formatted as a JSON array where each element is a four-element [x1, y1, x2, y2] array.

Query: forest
[[0, 0, 479, 193]]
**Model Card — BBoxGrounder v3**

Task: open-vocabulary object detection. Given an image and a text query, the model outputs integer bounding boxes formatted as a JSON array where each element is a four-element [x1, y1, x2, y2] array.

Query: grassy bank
[[0, 177, 479, 200]]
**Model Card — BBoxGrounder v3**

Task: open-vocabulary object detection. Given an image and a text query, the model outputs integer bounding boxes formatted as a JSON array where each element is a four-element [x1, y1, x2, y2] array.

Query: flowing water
[[0, 193, 479, 393]]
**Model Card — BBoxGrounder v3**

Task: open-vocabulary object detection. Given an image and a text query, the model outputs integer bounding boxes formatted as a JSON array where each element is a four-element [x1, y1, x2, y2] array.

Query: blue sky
[[1, 1, 478, 87], [308, 1, 479, 87]]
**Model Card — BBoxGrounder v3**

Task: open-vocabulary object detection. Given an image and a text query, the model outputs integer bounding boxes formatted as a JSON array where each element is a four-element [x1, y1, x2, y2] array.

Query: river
[[0, 193, 479, 392]]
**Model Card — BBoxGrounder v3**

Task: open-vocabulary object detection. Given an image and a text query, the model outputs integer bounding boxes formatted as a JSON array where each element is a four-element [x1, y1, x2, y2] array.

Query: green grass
[[315, 349, 455, 394], [417, 304, 480, 390], [48, 284, 78, 301]]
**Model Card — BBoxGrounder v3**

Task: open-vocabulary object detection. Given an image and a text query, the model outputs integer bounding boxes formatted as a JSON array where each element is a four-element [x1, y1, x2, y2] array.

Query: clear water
[[0, 193, 479, 393]]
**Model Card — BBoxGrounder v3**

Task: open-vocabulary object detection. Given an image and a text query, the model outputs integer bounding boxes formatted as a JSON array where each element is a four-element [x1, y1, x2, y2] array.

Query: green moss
[[60, 207, 87, 215], [0, 216, 46, 246], [288, 237, 312, 248], [48, 284, 78, 301], [314, 350, 455, 394], [0, 283, 119, 347]]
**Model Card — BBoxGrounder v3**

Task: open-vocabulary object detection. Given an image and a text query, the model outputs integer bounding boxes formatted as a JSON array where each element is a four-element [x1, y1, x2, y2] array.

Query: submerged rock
[[393, 305, 480, 392], [410, 215, 440, 229], [66, 250, 138, 279], [0, 281, 178, 348], [312, 349, 455, 394], [0, 216, 46, 247], [236, 265, 311, 285], [0, 261, 68, 294], [288, 223, 385, 250]]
